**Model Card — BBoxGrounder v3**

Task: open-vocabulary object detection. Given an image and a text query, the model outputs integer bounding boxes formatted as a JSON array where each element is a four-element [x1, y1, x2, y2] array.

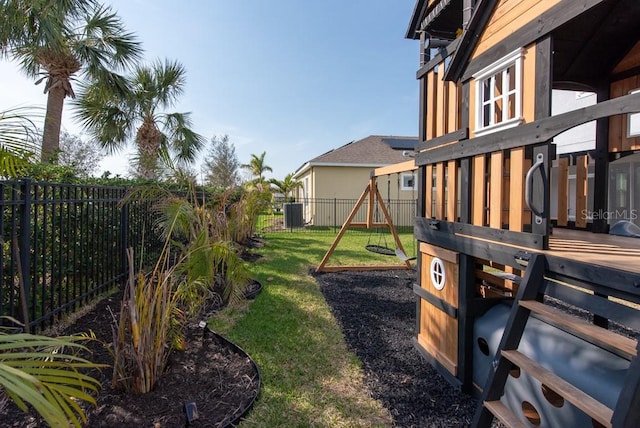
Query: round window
[[430, 257, 446, 291]]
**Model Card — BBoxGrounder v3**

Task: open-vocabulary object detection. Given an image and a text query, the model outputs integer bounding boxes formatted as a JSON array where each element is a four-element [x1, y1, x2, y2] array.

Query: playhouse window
[[473, 49, 523, 136], [629, 89, 640, 137], [401, 173, 416, 191]]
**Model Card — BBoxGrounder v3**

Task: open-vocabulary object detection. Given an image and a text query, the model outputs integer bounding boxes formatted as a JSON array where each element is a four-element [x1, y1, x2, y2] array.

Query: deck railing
[[415, 91, 640, 250]]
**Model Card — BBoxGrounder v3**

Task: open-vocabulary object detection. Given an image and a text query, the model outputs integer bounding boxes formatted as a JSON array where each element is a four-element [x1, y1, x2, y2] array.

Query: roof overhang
[[445, 0, 640, 86], [406, 0, 429, 40], [444, 0, 498, 82], [406, 0, 463, 41], [293, 162, 391, 179]]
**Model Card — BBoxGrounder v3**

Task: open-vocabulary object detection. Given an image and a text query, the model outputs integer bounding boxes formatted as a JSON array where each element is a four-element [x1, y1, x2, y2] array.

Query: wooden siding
[[424, 64, 462, 141], [613, 41, 640, 75], [447, 160, 457, 221], [418, 244, 459, 376], [472, 0, 562, 59], [574, 155, 589, 228], [610, 75, 640, 152], [556, 157, 569, 227]]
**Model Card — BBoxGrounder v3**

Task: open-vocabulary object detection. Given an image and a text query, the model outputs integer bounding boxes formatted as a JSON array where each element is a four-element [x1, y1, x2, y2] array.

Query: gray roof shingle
[[306, 135, 417, 165]]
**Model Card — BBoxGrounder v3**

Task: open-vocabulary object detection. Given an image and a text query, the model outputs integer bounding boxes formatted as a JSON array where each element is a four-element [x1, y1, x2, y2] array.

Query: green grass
[[209, 230, 415, 427]]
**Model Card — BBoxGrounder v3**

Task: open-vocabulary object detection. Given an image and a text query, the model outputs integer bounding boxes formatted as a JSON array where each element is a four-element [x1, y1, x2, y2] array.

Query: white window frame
[[400, 173, 416, 191], [628, 89, 640, 138], [473, 48, 524, 136]]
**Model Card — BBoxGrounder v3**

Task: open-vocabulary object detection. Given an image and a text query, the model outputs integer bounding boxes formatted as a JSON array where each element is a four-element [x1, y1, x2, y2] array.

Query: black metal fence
[[0, 189, 416, 332], [0, 179, 160, 332], [256, 198, 417, 233]]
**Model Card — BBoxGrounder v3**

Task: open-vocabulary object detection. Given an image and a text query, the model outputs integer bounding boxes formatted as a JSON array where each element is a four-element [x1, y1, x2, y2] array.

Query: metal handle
[[525, 153, 545, 218]]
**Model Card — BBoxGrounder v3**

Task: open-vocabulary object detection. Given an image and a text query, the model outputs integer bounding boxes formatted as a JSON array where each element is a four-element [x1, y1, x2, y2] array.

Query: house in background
[[293, 135, 418, 226]]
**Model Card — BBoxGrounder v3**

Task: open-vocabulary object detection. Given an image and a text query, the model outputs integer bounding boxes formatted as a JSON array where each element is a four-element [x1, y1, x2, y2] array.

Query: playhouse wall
[[471, 0, 562, 59], [424, 69, 462, 140], [468, 42, 537, 138], [610, 75, 640, 153], [417, 243, 459, 376]]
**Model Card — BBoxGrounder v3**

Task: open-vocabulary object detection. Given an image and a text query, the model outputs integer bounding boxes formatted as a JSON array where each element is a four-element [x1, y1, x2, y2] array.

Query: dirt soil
[[1, 290, 260, 428], [3, 258, 478, 427], [315, 269, 478, 427]]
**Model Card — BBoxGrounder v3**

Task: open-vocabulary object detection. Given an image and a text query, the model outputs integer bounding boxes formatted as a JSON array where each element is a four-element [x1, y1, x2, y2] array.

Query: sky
[[0, 0, 420, 181]]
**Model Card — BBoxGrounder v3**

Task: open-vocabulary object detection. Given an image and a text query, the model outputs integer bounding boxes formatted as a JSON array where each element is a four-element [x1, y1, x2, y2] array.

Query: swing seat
[[365, 244, 397, 256], [394, 248, 417, 262]]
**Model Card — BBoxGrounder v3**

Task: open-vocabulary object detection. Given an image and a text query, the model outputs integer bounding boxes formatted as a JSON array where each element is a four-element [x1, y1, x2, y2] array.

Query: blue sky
[[0, 0, 420, 180]]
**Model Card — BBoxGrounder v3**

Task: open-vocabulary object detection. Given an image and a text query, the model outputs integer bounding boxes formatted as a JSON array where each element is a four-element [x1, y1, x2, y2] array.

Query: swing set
[[316, 160, 417, 272]]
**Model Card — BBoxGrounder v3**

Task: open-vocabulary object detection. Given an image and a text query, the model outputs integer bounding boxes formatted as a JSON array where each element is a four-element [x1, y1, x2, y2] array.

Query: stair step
[[519, 299, 638, 360], [501, 350, 613, 427], [484, 400, 528, 428]]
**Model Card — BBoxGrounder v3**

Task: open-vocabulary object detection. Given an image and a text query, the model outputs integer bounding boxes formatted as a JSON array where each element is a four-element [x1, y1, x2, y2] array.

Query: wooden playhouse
[[405, 0, 640, 426]]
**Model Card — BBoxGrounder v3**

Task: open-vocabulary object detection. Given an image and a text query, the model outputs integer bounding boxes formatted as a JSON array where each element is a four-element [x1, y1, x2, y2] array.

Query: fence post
[[334, 198, 337, 231], [120, 189, 129, 282], [18, 178, 32, 329]]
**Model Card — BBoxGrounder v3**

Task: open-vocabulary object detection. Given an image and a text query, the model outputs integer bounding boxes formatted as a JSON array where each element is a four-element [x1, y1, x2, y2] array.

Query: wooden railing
[[416, 91, 640, 250]]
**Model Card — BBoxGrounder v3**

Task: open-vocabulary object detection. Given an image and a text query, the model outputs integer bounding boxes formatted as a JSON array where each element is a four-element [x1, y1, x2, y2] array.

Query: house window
[[628, 89, 640, 137], [473, 49, 523, 136], [401, 173, 416, 191]]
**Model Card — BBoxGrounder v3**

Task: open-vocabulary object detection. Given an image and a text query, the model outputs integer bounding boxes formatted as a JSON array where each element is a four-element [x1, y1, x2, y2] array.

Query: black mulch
[[1, 290, 261, 428], [314, 269, 477, 427]]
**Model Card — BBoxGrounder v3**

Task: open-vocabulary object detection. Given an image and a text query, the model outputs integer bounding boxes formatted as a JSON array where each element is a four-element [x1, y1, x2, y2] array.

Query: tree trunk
[[136, 118, 163, 179], [41, 86, 66, 162]]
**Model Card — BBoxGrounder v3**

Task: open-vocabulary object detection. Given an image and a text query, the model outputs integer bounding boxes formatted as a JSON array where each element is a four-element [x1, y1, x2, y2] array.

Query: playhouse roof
[[407, 0, 640, 87]]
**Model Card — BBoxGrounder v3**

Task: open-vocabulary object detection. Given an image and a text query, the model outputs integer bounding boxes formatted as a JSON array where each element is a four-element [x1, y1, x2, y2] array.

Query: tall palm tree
[[74, 59, 205, 179], [242, 151, 273, 187], [0, 0, 143, 161]]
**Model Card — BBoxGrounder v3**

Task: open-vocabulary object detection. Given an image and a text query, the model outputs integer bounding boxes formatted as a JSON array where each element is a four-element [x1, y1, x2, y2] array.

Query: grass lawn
[[209, 230, 416, 427]]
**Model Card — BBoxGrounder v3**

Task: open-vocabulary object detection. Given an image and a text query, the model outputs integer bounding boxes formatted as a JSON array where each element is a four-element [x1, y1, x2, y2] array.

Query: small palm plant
[[112, 169, 253, 393], [270, 172, 303, 202], [111, 247, 186, 393], [0, 325, 104, 427]]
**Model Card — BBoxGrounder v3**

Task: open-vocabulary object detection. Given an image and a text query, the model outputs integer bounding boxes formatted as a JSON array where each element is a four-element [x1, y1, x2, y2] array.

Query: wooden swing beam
[[316, 168, 415, 272]]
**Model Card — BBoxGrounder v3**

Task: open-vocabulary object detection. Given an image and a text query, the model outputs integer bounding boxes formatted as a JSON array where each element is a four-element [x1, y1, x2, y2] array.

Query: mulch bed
[[1, 289, 260, 428], [3, 258, 480, 427], [314, 268, 478, 427]]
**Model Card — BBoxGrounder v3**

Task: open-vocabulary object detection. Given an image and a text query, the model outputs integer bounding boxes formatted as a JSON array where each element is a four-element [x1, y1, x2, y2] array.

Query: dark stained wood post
[[592, 85, 611, 234]]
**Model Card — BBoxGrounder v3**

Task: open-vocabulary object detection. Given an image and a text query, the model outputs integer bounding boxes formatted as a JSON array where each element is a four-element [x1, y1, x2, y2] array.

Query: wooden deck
[[548, 228, 640, 274]]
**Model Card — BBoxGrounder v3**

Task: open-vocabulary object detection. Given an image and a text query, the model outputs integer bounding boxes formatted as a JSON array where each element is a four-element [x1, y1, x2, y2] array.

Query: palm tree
[[0, 0, 143, 161], [270, 173, 303, 201], [74, 59, 205, 179], [242, 151, 272, 188], [0, 107, 41, 177]]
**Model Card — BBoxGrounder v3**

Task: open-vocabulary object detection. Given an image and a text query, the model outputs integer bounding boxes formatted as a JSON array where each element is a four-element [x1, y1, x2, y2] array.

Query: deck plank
[[548, 228, 640, 274]]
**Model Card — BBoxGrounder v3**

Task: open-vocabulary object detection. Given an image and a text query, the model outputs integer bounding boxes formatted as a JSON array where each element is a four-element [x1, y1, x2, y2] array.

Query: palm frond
[[73, 80, 134, 150], [151, 58, 186, 107], [0, 331, 105, 427], [162, 112, 205, 163], [77, 4, 143, 75]]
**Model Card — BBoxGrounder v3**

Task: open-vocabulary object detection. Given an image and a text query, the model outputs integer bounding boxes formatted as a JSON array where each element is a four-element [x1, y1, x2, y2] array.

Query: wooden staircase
[[472, 253, 640, 428]]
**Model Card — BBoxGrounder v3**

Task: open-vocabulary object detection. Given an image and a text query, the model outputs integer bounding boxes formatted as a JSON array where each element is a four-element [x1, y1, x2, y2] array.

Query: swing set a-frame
[[316, 160, 417, 272]]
